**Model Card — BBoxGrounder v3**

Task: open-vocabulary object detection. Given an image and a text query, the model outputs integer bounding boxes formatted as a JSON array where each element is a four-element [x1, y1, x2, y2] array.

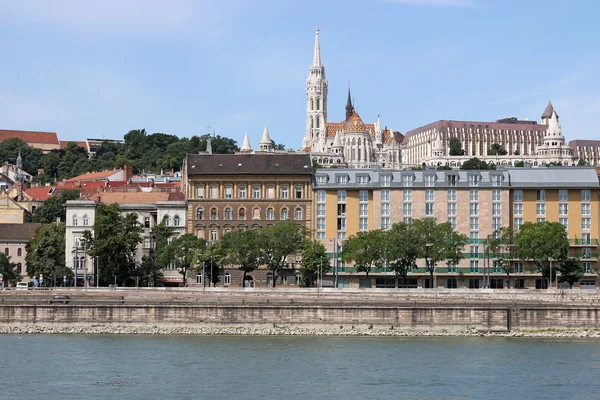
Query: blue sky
[[1, 0, 598, 148]]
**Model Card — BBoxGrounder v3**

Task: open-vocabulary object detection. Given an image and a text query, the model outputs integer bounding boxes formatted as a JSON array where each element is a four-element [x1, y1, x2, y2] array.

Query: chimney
[[123, 164, 133, 182]]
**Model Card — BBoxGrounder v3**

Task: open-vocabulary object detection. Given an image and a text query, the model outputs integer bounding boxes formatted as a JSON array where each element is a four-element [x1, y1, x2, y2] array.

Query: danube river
[[2, 335, 600, 399]]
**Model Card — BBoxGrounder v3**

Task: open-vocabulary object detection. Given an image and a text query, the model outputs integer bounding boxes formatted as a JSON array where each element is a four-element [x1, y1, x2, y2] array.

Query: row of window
[[71, 214, 90, 226], [513, 203, 592, 217], [513, 189, 592, 202], [196, 185, 304, 200], [195, 206, 303, 221], [4, 248, 22, 257], [320, 174, 502, 187]]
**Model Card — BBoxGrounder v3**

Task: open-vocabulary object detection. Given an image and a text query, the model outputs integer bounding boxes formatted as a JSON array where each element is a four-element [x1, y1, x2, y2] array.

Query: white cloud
[[379, 0, 475, 6], [0, 0, 252, 39]]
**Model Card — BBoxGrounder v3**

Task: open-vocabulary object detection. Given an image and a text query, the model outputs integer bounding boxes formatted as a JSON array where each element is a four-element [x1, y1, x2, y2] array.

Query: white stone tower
[[303, 25, 328, 151], [240, 132, 252, 153], [259, 124, 274, 152]]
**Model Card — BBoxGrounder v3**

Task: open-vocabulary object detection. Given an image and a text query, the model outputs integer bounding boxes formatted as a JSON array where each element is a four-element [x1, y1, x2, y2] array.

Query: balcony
[[569, 238, 599, 246]]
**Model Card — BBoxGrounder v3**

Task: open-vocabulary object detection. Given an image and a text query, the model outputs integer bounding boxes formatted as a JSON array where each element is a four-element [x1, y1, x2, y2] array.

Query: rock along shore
[[1, 323, 600, 338]]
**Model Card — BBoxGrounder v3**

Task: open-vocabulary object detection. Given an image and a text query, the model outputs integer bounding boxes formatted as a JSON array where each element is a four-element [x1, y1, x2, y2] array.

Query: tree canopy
[[261, 221, 306, 287], [488, 143, 507, 156], [25, 223, 71, 285], [460, 157, 495, 170], [299, 239, 330, 287], [159, 233, 205, 286], [218, 229, 264, 286], [342, 230, 385, 284], [0, 253, 19, 287], [486, 227, 518, 288], [448, 137, 464, 156], [558, 258, 584, 287], [32, 189, 80, 223]]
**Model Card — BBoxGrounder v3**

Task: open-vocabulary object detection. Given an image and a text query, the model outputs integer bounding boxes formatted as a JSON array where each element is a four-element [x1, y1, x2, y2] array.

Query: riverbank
[[2, 323, 600, 338]]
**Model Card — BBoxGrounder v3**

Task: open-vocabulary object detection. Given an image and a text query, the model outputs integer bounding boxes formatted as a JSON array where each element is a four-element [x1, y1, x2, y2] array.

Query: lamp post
[[425, 243, 433, 288], [74, 241, 78, 288]]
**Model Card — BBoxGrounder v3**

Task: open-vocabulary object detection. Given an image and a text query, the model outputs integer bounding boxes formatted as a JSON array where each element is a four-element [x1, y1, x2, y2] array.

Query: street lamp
[[425, 243, 433, 288]]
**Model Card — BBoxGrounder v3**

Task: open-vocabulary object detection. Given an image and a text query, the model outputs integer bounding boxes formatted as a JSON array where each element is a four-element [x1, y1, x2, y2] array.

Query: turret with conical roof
[[240, 132, 252, 153], [259, 124, 274, 152], [541, 101, 558, 125], [345, 87, 355, 121]]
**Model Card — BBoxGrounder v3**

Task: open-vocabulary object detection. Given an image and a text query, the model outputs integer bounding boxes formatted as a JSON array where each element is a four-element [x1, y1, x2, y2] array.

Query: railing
[[570, 239, 599, 246]]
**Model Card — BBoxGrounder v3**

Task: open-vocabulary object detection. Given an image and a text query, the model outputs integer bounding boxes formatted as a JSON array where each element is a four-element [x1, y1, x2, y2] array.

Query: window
[[196, 208, 204, 220], [337, 203, 347, 217], [163, 216, 170, 226], [381, 189, 390, 202], [514, 218, 523, 230], [295, 208, 303, 220], [224, 208, 232, 220], [239, 186, 246, 199], [559, 190, 568, 201], [514, 262, 524, 274], [281, 208, 289, 220], [337, 217, 346, 230], [582, 189, 591, 201], [359, 218, 368, 231], [447, 175, 457, 187], [447, 189, 456, 202], [252, 186, 260, 199], [468, 174, 480, 187], [316, 218, 325, 230], [17, 248, 22, 257], [491, 174, 502, 187], [143, 238, 151, 249], [582, 204, 591, 215], [359, 204, 368, 216], [210, 230, 218, 241], [537, 218, 546, 223], [293, 186, 302, 199], [424, 175, 435, 187], [582, 233, 592, 244], [267, 208, 274, 220], [223, 273, 231, 285], [492, 189, 501, 202], [470, 232, 479, 241], [83, 215, 89, 226], [356, 175, 368, 185], [447, 262, 458, 273], [513, 204, 523, 215], [316, 190, 326, 202], [316, 175, 327, 184], [513, 190, 523, 202], [492, 217, 502, 231], [470, 203, 479, 216], [448, 217, 456, 230], [403, 203, 412, 216], [225, 187, 232, 199], [336, 175, 348, 185], [492, 203, 501, 216], [582, 218, 591, 230], [316, 204, 326, 216], [425, 189, 434, 202], [469, 189, 479, 201], [381, 218, 390, 230], [359, 190, 369, 202], [536, 190, 546, 201], [239, 208, 246, 220], [281, 186, 289, 199], [559, 204, 568, 215], [425, 203, 434, 216], [209, 208, 217, 221], [144, 216, 151, 228], [173, 215, 180, 226], [72, 215, 78, 226], [470, 246, 479, 257], [197, 186, 205, 198], [401, 174, 413, 187], [559, 218, 568, 229], [381, 203, 390, 216], [210, 186, 219, 199], [380, 174, 391, 187], [583, 262, 592, 274], [470, 260, 479, 273], [337, 232, 346, 239], [582, 248, 592, 258], [470, 217, 479, 230], [403, 217, 412, 224], [447, 203, 457, 216], [536, 203, 546, 215], [337, 190, 346, 202], [266, 187, 275, 199]]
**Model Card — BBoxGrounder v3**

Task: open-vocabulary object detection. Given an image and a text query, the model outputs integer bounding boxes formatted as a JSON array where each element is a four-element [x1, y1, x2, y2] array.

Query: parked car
[[49, 295, 71, 304], [16, 282, 29, 290]]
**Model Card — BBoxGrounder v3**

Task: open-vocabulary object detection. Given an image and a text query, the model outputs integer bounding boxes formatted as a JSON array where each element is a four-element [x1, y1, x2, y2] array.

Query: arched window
[[163, 215, 170, 226], [210, 229, 218, 241], [295, 208, 303, 221], [224, 207, 232, 220], [173, 215, 180, 226], [252, 208, 260, 220], [239, 208, 246, 220], [17, 248, 22, 257], [4, 248, 9, 256], [281, 208, 288, 220], [72, 215, 78, 226], [316, 116, 320, 128], [210, 208, 218, 221], [196, 208, 204, 220], [17, 263, 22, 274], [83, 214, 89, 226], [310, 117, 314, 129], [224, 273, 231, 285], [310, 99, 314, 110], [267, 208, 274, 221], [196, 230, 204, 239]]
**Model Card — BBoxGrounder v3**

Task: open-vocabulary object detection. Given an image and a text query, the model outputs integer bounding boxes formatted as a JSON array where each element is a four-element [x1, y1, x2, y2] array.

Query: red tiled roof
[[99, 192, 171, 204], [24, 186, 57, 201], [0, 129, 59, 144], [168, 192, 185, 201], [65, 169, 121, 183], [60, 141, 89, 151]]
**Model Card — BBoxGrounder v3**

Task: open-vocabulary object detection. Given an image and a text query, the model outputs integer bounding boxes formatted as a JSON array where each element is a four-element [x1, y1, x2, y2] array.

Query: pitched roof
[[186, 154, 312, 175], [60, 141, 89, 151], [65, 169, 121, 183], [0, 223, 42, 242], [24, 186, 57, 201], [541, 101, 557, 119], [0, 129, 59, 145], [508, 167, 599, 188], [98, 192, 171, 205]]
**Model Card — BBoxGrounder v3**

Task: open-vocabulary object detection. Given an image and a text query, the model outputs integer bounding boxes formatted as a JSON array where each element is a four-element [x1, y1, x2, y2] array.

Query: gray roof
[[507, 167, 599, 188], [0, 223, 42, 242], [186, 154, 312, 176]]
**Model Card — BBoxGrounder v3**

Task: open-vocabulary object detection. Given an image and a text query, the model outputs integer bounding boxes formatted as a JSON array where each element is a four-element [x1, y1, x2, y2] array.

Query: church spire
[[345, 87, 354, 121], [240, 132, 252, 152], [312, 25, 321, 67]]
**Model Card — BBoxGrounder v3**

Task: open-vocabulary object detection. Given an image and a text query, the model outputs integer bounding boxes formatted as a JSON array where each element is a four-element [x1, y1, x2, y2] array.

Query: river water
[[1, 335, 600, 399]]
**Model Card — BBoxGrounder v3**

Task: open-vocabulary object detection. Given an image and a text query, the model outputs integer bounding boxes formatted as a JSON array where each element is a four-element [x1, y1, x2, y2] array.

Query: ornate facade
[[302, 27, 402, 169]]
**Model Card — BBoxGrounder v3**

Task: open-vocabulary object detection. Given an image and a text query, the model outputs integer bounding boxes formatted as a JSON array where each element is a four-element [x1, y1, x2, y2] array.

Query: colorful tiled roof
[[0, 129, 59, 145]]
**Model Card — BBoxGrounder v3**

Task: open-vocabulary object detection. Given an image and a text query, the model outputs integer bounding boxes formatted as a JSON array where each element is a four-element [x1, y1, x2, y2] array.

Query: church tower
[[303, 26, 328, 151]]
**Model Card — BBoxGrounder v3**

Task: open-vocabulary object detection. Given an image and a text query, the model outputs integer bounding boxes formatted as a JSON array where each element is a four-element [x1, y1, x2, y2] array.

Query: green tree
[[461, 157, 495, 170], [32, 189, 81, 223], [486, 227, 517, 288], [342, 230, 385, 286], [385, 222, 422, 287], [261, 221, 306, 287], [218, 229, 263, 287], [412, 218, 468, 286], [83, 204, 144, 286], [514, 161, 525, 167], [514, 221, 569, 289], [577, 159, 587, 166], [488, 143, 507, 156], [299, 239, 330, 287], [0, 253, 19, 287], [160, 233, 205, 286], [449, 137, 464, 156], [558, 258, 584, 288], [137, 254, 163, 287], [25, 223, 71, 285], [0, 138, 44, 176]]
